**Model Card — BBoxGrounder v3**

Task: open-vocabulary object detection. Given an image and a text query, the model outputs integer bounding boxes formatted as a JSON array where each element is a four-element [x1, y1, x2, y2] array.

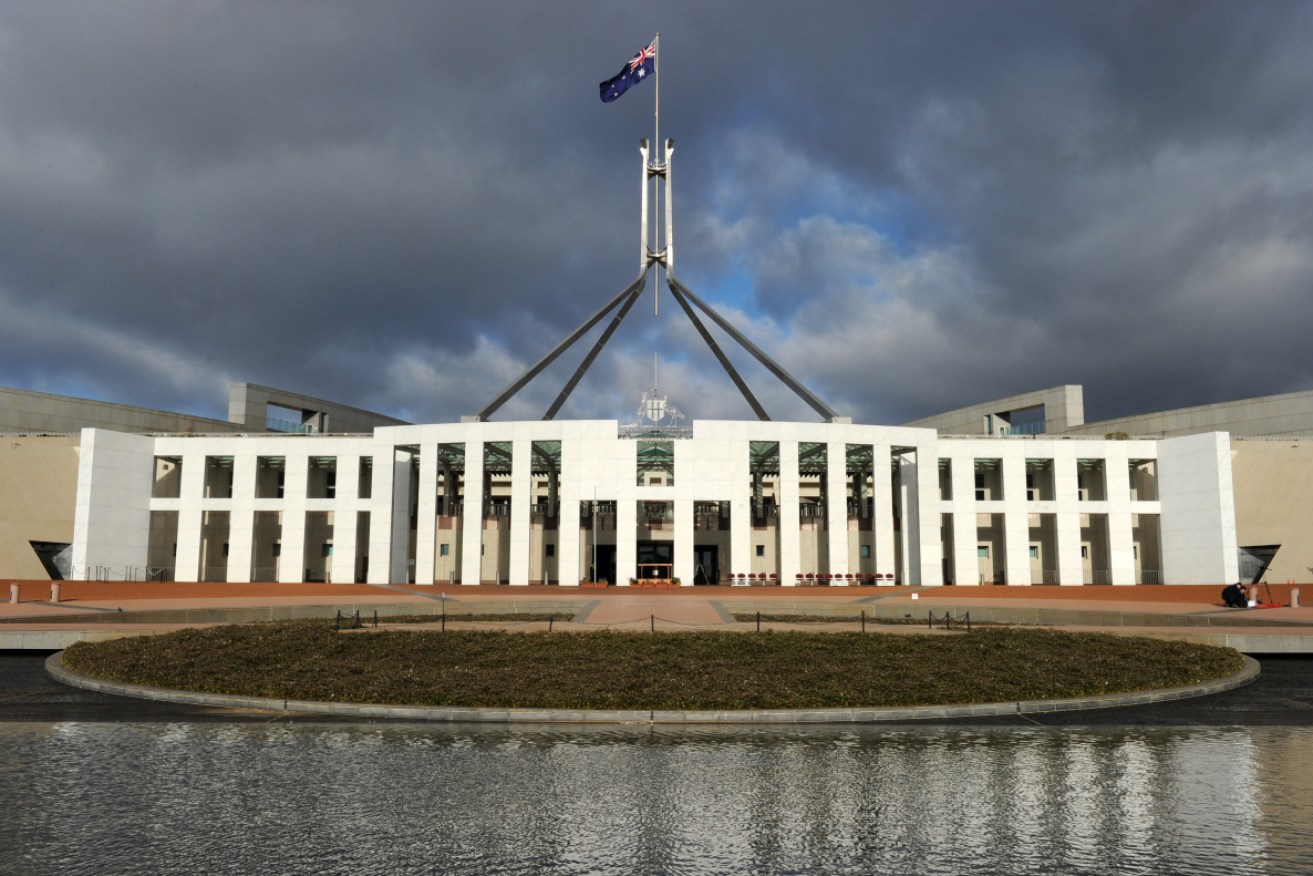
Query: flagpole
[[652, 32, 661, 317]]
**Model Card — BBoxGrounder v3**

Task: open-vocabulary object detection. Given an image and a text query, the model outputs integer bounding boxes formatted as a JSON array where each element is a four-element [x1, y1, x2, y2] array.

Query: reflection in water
[[0, 723, 1309, 875]]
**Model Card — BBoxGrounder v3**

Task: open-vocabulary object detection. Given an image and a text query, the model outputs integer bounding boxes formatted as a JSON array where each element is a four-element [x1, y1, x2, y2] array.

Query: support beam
[[667, 274, 839, 422], [666, 281, 769, 420], [476, 272, 648, 421], [544, 279, 646, 419]]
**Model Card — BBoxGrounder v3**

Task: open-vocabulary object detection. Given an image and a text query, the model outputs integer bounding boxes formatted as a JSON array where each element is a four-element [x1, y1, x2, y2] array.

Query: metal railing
[[70, 565, 171, 582], [928, 611, 971, 631]]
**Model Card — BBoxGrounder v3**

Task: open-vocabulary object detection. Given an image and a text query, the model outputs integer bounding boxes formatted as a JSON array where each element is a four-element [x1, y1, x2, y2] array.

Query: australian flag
[[599, 40, 656, 103]]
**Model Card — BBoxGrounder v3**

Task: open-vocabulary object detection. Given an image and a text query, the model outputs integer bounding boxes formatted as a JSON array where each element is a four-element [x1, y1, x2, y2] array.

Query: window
[[545, 544, 555, 557], [977, 546, 990, 558], [272, 543, 282, 558], [1028, 546, 1039, 559], [439, 543, 450, 557], [322, 543, 333, 558], [860, 545, 871, 559], [222, 543, 229, 558], [755, 545, 765, 557]]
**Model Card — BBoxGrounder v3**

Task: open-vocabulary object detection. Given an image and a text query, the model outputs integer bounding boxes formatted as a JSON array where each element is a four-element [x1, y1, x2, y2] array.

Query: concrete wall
[[905, 385, 1085, 436], [72, 429, 156, 579], [1, 386, 240, 435], [1231, 437, 1313, 583], [0, 435, 80, 579], [228, 383, 408, 434], [1157, 432, 1238, 584], [1066, 387, 1313, 438]]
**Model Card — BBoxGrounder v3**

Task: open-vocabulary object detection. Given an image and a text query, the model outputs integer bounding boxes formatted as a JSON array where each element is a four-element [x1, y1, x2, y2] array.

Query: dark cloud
[[1, 1, 1311, 427]]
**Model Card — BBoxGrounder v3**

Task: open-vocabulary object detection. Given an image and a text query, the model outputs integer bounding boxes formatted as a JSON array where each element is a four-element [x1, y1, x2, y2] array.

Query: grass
[[60, 621, 1245, 711]]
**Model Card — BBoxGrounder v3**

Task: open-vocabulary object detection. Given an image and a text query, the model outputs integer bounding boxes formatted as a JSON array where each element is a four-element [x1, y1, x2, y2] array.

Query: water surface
[[3, 721, 1310, 875]]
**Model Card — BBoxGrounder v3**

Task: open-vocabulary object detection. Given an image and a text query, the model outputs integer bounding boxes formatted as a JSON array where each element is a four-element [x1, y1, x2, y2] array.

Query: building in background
[[7, 379, 1300, 587]]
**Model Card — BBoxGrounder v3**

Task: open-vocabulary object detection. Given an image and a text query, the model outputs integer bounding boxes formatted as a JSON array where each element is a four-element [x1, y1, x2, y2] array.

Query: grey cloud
[[1, 1, 1311, 427]]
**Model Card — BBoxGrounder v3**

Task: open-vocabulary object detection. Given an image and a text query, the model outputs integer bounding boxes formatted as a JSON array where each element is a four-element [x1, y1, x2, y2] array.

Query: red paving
[[916, 583, 1300, 607], [2, 578, 1311, 649], [1, 579, 1302, 607], [3, 579, 383, 602]]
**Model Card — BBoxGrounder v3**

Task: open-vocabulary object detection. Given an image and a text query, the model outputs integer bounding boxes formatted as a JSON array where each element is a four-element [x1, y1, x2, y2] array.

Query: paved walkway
[[2, 580, 1312, 652]]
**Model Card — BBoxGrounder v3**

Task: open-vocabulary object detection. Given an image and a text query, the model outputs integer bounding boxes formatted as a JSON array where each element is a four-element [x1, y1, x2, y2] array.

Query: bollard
[[51, 583, 60, 603], [1292, 588, 1300, 608], [9, 583, 18, 604]]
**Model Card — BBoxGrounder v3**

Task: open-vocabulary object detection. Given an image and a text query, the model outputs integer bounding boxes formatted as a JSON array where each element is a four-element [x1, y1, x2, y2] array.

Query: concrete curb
[[46, 652, 1260, 725]]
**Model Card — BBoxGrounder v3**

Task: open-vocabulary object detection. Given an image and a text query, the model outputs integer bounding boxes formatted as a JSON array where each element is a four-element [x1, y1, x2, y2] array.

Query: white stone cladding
[[71, 421, 1241, 587]]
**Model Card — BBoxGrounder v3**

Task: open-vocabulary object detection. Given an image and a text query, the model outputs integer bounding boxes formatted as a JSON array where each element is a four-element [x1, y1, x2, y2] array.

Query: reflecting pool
[[2, 722, 1310, 875]]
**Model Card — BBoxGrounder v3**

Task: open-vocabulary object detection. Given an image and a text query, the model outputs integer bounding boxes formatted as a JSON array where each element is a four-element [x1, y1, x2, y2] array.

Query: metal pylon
[[475, 113, 840, 422]]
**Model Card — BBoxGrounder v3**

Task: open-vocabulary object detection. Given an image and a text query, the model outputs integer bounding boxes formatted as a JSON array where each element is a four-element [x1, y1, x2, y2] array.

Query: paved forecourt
[[2, 580, 1312, 653]]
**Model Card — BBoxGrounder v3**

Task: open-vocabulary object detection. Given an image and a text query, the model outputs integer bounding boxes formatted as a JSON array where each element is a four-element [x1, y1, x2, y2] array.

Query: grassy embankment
[[61, 620, 1244, 711]]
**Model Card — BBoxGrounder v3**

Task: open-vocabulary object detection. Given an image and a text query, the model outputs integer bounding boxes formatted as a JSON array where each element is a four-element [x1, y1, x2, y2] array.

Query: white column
[[674, 498, 694, 585], [1001, 454, 1032, 586], [329, 451, 360, 585], [278, 453, 308, 583], [559, 472, 582, 586], [1105, 448, 1136, 585], [1055, 454, 1085, 586], [460, 438, 485, 585], [387, 449, 412, 583], [510, 438, 532, 586], [907, 445, 944, 586], [722, 438, 751, 583], [175, 451, 206, 582], [873, 444, 897, 582], [949, 451, 978, 586], [616, 491, 636, 585], [826, 441, 849, 580], [778, 440, 801, 583], [413, 444, 438, 585], [366, 445, 400, 584], [226, 452, 256, 583]]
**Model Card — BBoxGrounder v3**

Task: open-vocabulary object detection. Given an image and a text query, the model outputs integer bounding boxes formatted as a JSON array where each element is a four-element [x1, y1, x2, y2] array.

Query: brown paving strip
[[581, 594, 725, 626]]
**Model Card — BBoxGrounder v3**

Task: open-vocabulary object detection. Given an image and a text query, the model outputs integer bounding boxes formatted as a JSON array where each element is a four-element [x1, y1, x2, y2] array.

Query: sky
[[2, 1, 1312, 428]]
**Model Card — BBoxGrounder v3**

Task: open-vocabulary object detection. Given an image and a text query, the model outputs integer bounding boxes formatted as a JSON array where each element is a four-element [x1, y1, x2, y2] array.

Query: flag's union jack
[[600, 40, 656, 103], [628, 41, 656, 72]]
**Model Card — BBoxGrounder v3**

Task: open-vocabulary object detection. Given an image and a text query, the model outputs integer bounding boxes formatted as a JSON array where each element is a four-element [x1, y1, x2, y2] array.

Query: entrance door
[[694, 545, 718, 586], [592, 545, 616, 586], [637, 541, 673, 580]]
